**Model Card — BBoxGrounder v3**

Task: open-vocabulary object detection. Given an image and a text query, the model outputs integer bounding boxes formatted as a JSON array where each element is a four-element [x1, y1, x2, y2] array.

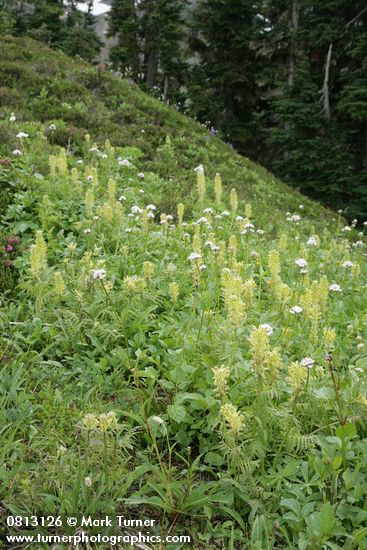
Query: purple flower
[[7, 236, 20, 245]]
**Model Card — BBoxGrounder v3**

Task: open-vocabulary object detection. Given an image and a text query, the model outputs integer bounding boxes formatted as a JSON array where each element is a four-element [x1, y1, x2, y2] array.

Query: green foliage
[[6, 0, 101, 62], [262, 0, 367, 220]]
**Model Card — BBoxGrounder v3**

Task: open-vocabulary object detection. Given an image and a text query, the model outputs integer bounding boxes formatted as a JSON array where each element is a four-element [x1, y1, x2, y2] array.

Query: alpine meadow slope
[[1, 36, 367, 549]]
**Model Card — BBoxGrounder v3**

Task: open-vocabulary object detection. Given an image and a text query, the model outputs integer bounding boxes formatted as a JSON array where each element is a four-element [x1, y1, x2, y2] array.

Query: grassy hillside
[[1, 36, 367, 549], [0, 35, 333, 229]]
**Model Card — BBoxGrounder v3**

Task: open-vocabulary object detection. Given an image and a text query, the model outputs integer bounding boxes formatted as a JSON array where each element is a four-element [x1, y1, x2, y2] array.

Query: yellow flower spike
[[249, 326, 270, 376], [166, 262, 176, 277], [197, 167, 206, 202], [268, 250, 280, 277], [218, 241, 226, 266], [230, 188, 238, 213], [57, 149, 68, 175], [243, 278, 256, 307], [82, 413, 99, 431], [98, 203, 113, 223], [318, 275, 329, 311], [303, 274, 310, 288], [30, 231, 47, 278], [278, 234, 288, 251], [212, 365, 230, 399], [288, 361, 307, 393], [85, 188, 94, 218], [226, 294, 245, 326], [221, 270, 246, 327], [107, 178, 116, 204], [75, 290, 84, 303], [49, 155, 56, 177], [353, 263, 360, 277], [299, 244, 308, 258], [71, 167, 79, 183], [323, 327, 336, 351], [143, 261, 155, 280], [220, 403, 245, 437], [104, 139, 115, 158], [54, 272, 65, 297], [193, 231, 201, 254], [85, 133, 91, 145], [245, 203, 252, 218], [160, 213, 168, 236], [177, 203, 185, 225], [141, 209, 149, 234], [124, 275, 147, 293], [99, 411, 118, 432], [214, 173, 222, 205], [168, 281, 179, 304], [114, 201, 123, 225], [228, 234, 237, 258], [248, 325, 282, 383], [91, 167, 98, 187], [265, 349, 281, 382]]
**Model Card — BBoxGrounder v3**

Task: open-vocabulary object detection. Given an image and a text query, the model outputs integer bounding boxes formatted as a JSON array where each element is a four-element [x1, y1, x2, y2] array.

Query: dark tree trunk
[[320, 43, 333, 119], [146, 49, 159, 87]]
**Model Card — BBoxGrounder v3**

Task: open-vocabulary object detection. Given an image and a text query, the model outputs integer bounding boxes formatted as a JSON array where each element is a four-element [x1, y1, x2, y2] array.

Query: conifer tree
[[108, 0, 187, 101], [139, 0, 187, 97], [62, 1, 102, 62], [108, 0, 141, 79], [25, 0, 65, 46], [187, 0, 262, 156], [262, 0, 367, 216]]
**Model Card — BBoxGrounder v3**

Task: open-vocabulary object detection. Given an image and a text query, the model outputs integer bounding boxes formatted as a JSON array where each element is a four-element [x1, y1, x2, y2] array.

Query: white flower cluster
[[259, 323, 273, 336], [295, 258, 307, 268], [119, 159, 132, 167], [286, 213, 301, 222], [241, 222, 255, 234], [205, 240, 220, 253], [307, 236, 317, 246], [301, 357, 314, 368], [188, 252, 201, 261], [329, 283, 342, 292], [91, 268, 106, 280]]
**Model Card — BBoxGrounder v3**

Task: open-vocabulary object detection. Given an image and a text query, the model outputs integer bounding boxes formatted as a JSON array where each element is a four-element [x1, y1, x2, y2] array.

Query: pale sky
[[76, 1, 111, 16]]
